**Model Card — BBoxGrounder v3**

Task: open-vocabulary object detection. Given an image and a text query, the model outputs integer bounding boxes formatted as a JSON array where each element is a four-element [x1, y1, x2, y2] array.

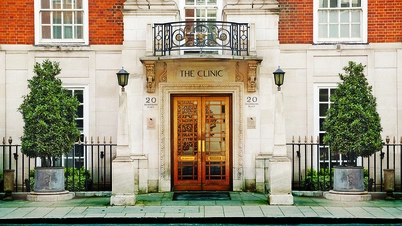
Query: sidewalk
[[0, 192, 401, 225]]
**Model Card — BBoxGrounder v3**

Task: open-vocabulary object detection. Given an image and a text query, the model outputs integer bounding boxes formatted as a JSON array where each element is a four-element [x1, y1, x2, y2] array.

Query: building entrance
[[172, 95, 232, 191]]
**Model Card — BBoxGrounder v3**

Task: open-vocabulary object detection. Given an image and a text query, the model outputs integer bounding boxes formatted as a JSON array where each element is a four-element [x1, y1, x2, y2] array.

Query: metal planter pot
[[34, 167, 65, 192], [333, 166, 364, 192]]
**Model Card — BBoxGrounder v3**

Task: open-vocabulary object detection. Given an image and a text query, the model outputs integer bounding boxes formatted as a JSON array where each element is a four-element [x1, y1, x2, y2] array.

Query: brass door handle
[[198, 140, 206, 153]]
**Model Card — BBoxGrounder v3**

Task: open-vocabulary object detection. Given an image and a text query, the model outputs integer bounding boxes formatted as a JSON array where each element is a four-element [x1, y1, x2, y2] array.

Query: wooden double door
[[172, 95, 232, 191]]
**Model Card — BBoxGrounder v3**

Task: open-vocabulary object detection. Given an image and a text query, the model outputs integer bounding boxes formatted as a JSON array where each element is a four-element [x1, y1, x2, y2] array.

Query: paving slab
[[260, 205, 284, 217], [0, 192, 401, 225]]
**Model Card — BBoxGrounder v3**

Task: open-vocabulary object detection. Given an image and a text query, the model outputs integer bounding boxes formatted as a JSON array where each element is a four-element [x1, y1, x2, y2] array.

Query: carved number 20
[[246, 96, 258, 103], [146, 97, 157, 104]]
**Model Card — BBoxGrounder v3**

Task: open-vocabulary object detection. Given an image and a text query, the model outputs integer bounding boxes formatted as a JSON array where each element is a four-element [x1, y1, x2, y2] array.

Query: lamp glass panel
[[274, 73, 284, 86], [117, 73, 129, 87]]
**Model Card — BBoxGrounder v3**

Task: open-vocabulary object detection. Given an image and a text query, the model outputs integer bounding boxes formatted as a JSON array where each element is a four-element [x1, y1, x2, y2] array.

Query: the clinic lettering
[[180, 69, 224, 78]]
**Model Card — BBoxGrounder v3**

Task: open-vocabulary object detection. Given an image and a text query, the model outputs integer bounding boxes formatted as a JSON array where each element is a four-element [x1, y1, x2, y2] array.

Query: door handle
[[198, 140, 206, 153]]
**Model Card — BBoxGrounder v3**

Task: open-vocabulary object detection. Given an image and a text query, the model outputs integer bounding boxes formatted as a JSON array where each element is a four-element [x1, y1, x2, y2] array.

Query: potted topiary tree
[[323, 61, 382, 194], [18, 59, 80, 194]]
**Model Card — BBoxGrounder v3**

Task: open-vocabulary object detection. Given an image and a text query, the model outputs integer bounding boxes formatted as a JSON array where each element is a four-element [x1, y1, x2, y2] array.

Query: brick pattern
[[0, 0, 124, 45], [0, 1, 35, 44], [278, 0, 313, 44], [89, 0, 124, 45], [368, 0, 402, 43]]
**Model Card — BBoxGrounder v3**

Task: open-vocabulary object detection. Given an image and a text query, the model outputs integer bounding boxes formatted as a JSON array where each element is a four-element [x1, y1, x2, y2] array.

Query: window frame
[[34, 0, 89, 45], [313, 0, 367, 44], [314, 84, 340, 169], [63, 86, 89, 168]]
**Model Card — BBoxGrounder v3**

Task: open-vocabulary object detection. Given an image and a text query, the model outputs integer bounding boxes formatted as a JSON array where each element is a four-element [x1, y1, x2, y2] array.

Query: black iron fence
[[153, 21, 249, 56], [1, 136, 116, 192], [289, 136, 402, 192]]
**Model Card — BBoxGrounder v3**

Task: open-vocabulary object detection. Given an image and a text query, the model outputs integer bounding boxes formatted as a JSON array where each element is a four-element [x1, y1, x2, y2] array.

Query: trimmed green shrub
[[18, 60, 80, 167], [65, 167, 91, 191], [323, 61, 382, 165]]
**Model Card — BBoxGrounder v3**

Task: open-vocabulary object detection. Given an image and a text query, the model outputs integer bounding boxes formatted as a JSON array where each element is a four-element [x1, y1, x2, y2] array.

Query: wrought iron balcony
[[153, 21, 249, 56]]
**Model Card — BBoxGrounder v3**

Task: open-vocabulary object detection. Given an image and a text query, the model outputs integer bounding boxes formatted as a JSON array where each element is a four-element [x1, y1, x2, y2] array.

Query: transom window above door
[[314, 0, 367, 43], [35, 0, 88, 45]]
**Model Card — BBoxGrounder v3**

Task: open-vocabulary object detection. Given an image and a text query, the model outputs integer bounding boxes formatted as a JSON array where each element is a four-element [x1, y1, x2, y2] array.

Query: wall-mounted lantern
[[273, 66, 285, 91], [116, 67, 130, 92]]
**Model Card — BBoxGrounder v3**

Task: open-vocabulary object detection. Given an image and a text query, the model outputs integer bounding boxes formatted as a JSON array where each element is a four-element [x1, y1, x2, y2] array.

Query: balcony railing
[[153, 21, 249, 56]]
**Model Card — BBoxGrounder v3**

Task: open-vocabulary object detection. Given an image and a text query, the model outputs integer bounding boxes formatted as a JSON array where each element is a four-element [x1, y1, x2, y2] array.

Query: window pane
[[329, 11, 338, 23], [64, 0, 72, 9], [42, 12, 51, 24], [52, 0, 61, 9], [351, 10, 360, 22], [197, 0, 205, 4], [318, 11, 328, 23], [75, 11, 83, 24], [329, 24, 338, 37], [185, 8, 195, 18], [74, 90, 84, 103], [74, 0, 82, 9], [196, 9, 206, 17], [76, 119, 83, 130], [340, 10, 349, 23], [330, 0, 338, 8], [186, 0, 195, 5], [319, 89, 329, 101], [341, 0, 349, 7], [41, 0, 50, 9], [340, 24, 349, 37], [319, 0, 328, 8], [77, 105, 84, 118], [352, 0, 361, 7], [207, 0, 216, 4], [75, 26, 83, 39], [53, 11, 62, 24], [64, 12, 72, 24], [42, 26, 51, 38], [53, 26, 62, 38], [207, 9, 216, 18], [319, 104, 329, 116], [320, 118, 325, 131], [318, 25, 327, 38], [64, 26, 73, 38], [351, 24, 360, 37]]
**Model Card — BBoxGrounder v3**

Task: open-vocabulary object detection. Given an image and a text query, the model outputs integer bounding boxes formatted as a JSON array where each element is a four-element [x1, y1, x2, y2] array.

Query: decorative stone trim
[[247, 61, 258, 92], [144, 61, 156, 93]]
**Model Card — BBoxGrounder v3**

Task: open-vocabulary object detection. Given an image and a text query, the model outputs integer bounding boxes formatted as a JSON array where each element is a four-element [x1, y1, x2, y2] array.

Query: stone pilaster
[[110, 92, 136, 206], [268, 91, 294, 205]]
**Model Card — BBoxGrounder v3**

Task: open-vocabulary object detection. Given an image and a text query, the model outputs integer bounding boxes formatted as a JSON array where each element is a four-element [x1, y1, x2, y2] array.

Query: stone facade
[[1, 0, 402, 205]]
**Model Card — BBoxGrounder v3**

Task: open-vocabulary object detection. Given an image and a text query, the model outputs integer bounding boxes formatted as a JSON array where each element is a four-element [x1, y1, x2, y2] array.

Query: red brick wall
[[89, 0, 124, 45], [278, 0, 402, 44], [0, 1, 35, 44], [0, 0, 124, 45], [368, 0, 402, 43], [278, 0, 313, 44]]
